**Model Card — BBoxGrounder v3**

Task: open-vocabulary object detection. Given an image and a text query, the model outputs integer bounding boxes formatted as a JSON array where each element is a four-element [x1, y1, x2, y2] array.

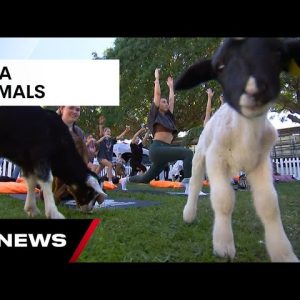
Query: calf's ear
[[174, 59, 215, 91]]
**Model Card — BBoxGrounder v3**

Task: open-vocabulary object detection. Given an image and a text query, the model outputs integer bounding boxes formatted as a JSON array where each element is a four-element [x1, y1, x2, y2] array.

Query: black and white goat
[[175, 38, 300, 262], [0, 106, 107, 219]]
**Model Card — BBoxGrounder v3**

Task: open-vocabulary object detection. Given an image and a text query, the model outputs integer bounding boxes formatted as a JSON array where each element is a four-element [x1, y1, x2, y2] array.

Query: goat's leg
[[247, 160, 298, 262], [37, 172, 65, 219], [24, 175, 41, 217], [207, 158, 236, 260], [183, 149, 205, 223]]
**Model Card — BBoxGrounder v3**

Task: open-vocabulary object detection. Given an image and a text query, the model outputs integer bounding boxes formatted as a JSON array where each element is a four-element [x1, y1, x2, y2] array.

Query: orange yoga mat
[[150, 180, 209, 188], [0, 177, 40, 194]]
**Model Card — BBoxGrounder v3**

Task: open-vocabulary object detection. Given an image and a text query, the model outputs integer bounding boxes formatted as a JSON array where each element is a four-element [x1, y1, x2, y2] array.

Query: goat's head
[[175, 38, 300, 118], [67, 173, 107, 213]]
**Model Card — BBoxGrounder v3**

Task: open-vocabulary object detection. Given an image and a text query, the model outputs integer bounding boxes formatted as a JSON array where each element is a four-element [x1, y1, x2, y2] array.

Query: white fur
[[24, 172, 65, 219], [245, 76, 258, 96], [184, 102, 299, 262], [24, 175, 41, 218]]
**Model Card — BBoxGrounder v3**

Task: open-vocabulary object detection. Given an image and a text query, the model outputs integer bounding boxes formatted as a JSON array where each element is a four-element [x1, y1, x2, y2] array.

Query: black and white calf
[[0, 106, 107, 219], [175, 38, 300, 262]]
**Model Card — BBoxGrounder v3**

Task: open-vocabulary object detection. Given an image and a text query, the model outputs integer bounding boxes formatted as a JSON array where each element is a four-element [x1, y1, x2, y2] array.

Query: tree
[[76, 106, 102, 136], [44, 106, 103, 137], [103, 38, 223, 134], [55, 38, 300, 144], [271, 74, 300, 124]]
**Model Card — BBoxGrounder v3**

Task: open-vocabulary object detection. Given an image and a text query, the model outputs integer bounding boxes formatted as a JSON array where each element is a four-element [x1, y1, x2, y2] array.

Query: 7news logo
[[0, 233, 67, 247], [0, 219, 100, 263]]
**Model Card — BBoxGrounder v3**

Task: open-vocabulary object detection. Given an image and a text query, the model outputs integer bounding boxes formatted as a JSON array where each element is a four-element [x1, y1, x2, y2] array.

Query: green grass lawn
[[0, 182, 299, 262]]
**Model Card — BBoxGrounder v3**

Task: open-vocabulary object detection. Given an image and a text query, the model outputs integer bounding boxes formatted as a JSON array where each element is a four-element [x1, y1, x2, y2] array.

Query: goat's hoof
[[213, 242, 236, 260], [24, 206, 41, 218], [46, 210, 65, 219], [183, 205, 197, 223], [268, 240, 299, 262], [270, 252, 299, 262]]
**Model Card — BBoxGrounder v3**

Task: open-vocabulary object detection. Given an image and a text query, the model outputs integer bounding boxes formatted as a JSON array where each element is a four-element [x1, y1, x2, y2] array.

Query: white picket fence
[[0, 158, 18, 177], [3, 156, 298, 181], [0, 157, 136, 179], [0, 158, 132, 179], [272, 157, 300, 179], [89, 157, 300, 180]]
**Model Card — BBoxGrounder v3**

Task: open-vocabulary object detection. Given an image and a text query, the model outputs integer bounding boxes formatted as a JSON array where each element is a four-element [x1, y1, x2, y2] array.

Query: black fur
[[0, 106, 100, 207], [175, 38, 300, 116]]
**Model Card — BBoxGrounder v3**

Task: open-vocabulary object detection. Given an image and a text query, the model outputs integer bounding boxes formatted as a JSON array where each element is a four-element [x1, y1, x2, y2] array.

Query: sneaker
[[120, 177, 128, 191]]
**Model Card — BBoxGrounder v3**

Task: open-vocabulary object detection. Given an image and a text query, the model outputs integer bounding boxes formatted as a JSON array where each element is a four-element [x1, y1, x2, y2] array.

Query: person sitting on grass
[[96, 126, 130, 184]]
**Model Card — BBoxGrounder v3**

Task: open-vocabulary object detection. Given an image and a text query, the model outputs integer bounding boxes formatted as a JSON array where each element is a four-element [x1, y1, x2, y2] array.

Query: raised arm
[[142, 129, 150, 146], [116, 126, 130, 140], [204, 88, 214, 126], [154, 68, 161, 107], [131, 127, 146, 143], [167, 76, 174, 114], [98, 114, 106, 137], [96, 135, 106, 144]]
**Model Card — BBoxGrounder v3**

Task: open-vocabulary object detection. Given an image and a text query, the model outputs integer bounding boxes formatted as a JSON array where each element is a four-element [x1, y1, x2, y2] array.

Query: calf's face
[[174, 38, 300, 118], [213, 38, 283, 117]]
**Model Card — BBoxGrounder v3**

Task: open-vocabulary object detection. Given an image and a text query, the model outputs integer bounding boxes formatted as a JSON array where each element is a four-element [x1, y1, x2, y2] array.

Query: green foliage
[[271, 75, 300, 120], [46, 38, 300, 136], [104, 38, 223, 132], [76, 106, 102, 136], [44, 106, 103, 138]]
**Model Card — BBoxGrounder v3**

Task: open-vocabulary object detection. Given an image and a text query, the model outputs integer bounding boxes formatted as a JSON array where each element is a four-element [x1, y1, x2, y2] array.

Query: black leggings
[[129, 140, 193, 183]]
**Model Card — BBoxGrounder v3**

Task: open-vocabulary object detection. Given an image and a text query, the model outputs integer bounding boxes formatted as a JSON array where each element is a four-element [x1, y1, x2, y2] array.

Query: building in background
[[271, 126, 300, 159], [271, 126, 300, 179]]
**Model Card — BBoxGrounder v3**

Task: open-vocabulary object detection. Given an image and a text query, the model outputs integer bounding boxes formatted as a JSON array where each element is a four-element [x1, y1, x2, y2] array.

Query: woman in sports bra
[[120, 68, 193, 190]]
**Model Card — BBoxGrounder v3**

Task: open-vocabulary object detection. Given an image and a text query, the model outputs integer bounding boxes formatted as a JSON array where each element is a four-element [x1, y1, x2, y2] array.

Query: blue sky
[[0, 38, 116, 59]]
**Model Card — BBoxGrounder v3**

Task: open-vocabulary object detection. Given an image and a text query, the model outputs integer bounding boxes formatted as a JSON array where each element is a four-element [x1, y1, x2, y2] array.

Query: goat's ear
[[285, 38, 300, 76], [174, 59, 215, 91]]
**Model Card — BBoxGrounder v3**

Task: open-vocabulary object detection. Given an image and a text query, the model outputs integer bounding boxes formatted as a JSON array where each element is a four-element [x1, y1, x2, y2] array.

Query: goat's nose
[[245, 76, 258, 96]]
